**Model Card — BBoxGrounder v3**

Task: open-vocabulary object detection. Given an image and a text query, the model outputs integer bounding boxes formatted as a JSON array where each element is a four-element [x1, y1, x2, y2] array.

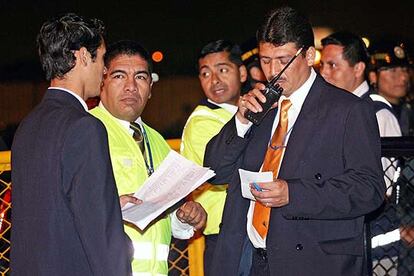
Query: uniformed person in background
[[369, 39, 414, 275], [369, 40, 414, 136], [180, 39, 247, 275]]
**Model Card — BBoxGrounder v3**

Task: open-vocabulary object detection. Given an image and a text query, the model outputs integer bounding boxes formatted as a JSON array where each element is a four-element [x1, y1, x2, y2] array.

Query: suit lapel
[[279, 75, 324, 177], [245, 108, 278, 171]]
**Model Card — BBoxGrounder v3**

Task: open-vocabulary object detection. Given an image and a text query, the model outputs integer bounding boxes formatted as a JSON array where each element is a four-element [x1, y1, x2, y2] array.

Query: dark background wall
[[1, 0, 413, 79], [0, 0, 413, 140]]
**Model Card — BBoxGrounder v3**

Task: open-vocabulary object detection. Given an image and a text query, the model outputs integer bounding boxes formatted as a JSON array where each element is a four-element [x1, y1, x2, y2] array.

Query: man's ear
[[354, 62, 366, 78], [76, 47, 90, 67], [305, 47, 316, 66], [239, 64, 248, 83]]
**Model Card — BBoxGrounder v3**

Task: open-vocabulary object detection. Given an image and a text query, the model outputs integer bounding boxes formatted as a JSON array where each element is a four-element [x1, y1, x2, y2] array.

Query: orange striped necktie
[[252, 99, 292, 239]]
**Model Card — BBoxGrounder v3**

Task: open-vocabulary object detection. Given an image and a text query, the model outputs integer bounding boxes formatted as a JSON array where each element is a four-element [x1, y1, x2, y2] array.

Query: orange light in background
[[312, 26, 334, 49], [152, 51, 163, 62], [314, 49, 321, 65]]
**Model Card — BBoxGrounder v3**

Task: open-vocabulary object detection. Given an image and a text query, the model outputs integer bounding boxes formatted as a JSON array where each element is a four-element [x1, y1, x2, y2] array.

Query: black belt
[[255, 248, 267, 261]]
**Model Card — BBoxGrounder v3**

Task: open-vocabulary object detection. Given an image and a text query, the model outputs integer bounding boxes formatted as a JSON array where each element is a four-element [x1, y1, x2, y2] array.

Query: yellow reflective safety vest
[[180, 101, 234, 235], [91, 106, 171, 275]]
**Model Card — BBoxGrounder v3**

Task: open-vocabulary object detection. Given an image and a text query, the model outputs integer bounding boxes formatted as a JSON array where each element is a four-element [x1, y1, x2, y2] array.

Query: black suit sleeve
[[284, 100, 386, 220], [204, 118, 250, 185], [61, 116, 132, 275]]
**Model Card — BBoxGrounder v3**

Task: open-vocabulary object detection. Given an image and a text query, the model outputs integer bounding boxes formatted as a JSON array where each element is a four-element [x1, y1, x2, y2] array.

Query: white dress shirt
[[353, 81, 402, 137], [236, 68, 317, 248], [207, 99, 239, 115]]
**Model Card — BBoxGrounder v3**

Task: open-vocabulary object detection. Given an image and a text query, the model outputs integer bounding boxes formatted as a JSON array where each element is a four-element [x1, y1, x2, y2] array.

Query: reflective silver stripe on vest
[[133, 273, 167, 276], [133, 242, 170, 261], [371, 229, 400, 248]]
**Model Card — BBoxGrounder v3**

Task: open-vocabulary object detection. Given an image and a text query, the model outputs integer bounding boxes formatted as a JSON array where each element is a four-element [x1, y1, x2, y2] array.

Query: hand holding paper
[[238, 168, 273, 200], [122, 150, 215, 230], [119, 194, 142, 209]]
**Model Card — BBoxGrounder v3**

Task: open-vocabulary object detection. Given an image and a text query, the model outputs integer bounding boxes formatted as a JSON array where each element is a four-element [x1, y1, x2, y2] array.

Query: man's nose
[[211, 72, 221, 84], [125, 77, 137, 92], [268, 60, 283, 80]]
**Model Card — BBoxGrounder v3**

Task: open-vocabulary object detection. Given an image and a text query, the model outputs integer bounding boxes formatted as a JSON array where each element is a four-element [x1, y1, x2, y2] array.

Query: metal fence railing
[[0, 151, 11, 276], [368, 137, 414, 276], [1, 137, 414, 275]]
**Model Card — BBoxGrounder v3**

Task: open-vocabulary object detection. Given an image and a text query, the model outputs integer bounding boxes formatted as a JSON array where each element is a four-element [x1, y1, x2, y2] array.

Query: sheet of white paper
[[238, 169, 273, 200], [121, 150, 215, 230]]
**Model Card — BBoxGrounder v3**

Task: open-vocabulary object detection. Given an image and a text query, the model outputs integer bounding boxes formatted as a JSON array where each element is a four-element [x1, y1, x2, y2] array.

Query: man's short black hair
[[257, 6, 314, 51], [198, 39, 243, 67], [104, 40, 153, 74], [37, 13, 105, 81], [321, 31, 369, 66]]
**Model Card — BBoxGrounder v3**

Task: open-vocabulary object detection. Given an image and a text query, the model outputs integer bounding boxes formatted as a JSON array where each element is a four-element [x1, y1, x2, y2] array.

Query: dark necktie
[[252, 99, 292, 239], [130, 122, 145, 156]]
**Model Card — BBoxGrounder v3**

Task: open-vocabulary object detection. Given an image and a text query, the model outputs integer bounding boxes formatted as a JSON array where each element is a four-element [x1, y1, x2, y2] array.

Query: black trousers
[[250, 248, 270, 276], [204, 234, 218, 276]]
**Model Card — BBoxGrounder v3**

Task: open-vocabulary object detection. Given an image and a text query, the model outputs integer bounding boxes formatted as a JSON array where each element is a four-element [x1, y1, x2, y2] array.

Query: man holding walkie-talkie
[[203, 6, 386, 276]]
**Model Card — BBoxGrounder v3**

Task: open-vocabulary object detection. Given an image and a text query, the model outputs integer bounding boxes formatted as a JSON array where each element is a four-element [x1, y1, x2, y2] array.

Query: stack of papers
[[122, 150, 215, 230]]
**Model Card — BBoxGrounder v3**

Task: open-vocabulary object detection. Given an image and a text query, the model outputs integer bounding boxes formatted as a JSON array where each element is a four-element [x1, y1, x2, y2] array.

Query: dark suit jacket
[[204, 75, 386, 276], [11, 89, 132, 275]]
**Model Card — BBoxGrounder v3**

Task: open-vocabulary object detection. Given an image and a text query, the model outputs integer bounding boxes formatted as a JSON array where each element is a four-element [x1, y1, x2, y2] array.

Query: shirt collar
[[279, 68, 317, 113], [352, 80, 369, 98], [207, 99, 238, 115], [49, 86, 88, 111], [98, 101, 143, 135]]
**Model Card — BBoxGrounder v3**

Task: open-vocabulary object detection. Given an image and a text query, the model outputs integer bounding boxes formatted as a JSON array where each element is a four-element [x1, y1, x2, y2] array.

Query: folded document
[[122, 150, 215, 230]]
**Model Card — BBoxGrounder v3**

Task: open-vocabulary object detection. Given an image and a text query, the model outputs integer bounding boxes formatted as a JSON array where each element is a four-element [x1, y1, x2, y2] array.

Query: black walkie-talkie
[[245, 46, 304, 125]]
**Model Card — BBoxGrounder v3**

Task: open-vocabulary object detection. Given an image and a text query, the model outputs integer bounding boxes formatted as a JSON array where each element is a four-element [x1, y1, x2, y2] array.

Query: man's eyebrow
[[199, 65, 210, 71], [259, 54, 290, 59], [214, 62, 232, 67], [109, 69, 127, 76], [109, 69, 150, 76], [135, 70, 150, 76]]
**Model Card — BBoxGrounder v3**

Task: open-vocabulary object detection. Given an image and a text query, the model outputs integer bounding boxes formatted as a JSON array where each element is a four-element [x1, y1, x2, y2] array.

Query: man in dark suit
[[11, 13, 132, 275], [204, 7, 385, 276]]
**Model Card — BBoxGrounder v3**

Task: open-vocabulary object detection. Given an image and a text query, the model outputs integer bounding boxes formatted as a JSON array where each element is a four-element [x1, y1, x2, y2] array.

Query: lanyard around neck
[[141, 126, 154, 176]]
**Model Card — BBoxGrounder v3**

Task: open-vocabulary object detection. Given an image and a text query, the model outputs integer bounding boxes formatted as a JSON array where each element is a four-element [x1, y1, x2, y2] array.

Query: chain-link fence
[[168, 238, 189, 275], [367, 137, 414, 276], [1, 137, 414, 275], [0, 151, 11, 276]]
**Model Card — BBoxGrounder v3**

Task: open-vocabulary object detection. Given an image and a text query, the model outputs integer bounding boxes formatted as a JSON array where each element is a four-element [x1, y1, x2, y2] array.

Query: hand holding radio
[[240, 46, 304, 125]]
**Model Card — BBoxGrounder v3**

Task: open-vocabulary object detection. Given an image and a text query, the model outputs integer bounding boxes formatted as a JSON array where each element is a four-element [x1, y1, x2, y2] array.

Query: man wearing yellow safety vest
[[91, 40, 207, 275], [180, 39, 247, 275]]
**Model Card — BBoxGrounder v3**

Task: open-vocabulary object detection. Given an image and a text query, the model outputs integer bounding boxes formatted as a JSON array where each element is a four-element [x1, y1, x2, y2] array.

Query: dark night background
[[0, 0, 413, 80], [0, 0, 413, 142]]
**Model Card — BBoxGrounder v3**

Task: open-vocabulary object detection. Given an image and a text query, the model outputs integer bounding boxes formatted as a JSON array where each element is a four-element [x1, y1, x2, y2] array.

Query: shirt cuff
[[235, 116, 253, 138], [171, 210, 195, 239]]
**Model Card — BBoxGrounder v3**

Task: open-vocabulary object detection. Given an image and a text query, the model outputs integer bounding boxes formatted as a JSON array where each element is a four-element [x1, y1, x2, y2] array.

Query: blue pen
[[252, 182, 263, 192]]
